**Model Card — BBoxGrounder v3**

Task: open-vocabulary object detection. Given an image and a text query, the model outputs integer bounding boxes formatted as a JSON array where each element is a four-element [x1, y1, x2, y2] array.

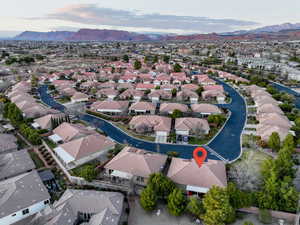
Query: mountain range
[[12, 23, 300, 41]]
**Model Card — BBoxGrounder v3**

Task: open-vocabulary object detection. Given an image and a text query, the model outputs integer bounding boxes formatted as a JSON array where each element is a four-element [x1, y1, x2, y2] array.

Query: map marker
[[193, 147, 207, 168]]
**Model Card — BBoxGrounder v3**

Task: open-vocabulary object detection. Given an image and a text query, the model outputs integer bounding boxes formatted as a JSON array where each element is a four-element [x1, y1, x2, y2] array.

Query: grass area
[[228, 149, 272, 191], [188, 127, 220, 145], [44, 138, 57, 149], [29, 150, 45, 169], [57, 96, 71, 104], [114, 122, 156, 142]]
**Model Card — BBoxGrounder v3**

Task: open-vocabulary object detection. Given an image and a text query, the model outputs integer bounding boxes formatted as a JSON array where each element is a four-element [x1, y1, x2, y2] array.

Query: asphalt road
[[38, 79, 246, 162]]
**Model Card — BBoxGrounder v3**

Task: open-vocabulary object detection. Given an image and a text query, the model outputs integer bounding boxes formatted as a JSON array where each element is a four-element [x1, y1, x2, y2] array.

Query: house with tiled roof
[[119, 89, 144, 101], [54, 134, 115, 169], [104, 147, 167, 185], [29, 189, 124, 225], [160, 103, 189, 114], [129, 101, 156, 115], [175, 117, 210, 136], [0, 171, 50, 225], [167, 158, 227, 194], [176, 90, 199, 104], [191, 104, 222, 116], [90, 101, 129, 115]]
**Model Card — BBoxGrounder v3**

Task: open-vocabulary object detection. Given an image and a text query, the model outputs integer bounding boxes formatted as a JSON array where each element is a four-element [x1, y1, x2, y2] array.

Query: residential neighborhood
[[0, 28, 300, 225]]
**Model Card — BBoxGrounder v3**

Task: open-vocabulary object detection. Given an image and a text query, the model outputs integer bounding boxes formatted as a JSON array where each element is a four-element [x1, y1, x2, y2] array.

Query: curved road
[[38, 79, 246, 162]]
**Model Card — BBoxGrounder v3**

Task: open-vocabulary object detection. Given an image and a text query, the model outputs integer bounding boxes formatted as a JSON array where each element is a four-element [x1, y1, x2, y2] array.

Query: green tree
[[148, 173, 176, 198], [171, 109, 183, 119], [202, 186, 236, 225], [163, 55, 170, 63], [140, 186, 157, 211], [282, 134, 295, 151], [171, 88, 177, 97], [123, 54, 129, 63], [196, 86, 204, 96], [243, 221, 254, 225], [186, 197, 204, 218], [226, 182, 253, 209], [173, 63, 182, 72], [134, 60, 142, 70], [268, 132, 281, 152], [78, 165, 97, 182], [167, 188, 186, 216]]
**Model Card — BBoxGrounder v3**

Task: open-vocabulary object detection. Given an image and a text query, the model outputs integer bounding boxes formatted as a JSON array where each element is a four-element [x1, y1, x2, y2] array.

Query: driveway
[[38, 79, 246, 162]]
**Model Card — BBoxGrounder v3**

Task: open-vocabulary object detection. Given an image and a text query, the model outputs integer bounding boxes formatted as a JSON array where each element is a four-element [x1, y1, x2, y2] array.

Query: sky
[[1, 0, 300, 36]]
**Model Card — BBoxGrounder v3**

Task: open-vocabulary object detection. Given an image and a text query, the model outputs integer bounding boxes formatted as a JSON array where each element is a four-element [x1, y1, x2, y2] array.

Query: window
[[44, 200, 50, 205], [22, 209, 29, 215]]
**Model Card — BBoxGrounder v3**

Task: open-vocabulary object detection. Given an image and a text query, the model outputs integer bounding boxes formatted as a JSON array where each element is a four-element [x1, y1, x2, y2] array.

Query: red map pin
[[193, 147, 207, 168]]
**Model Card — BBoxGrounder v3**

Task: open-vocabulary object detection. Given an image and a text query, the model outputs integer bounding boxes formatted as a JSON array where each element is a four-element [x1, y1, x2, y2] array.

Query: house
[[98, 82, 117, 89], [0, 171, 50, 225], [54, 134, 115, 169], [257, 103, 284, 115], [118, 74, 136, 83], [129, 115, 171, 142], [192, 75, 216, 85], [32, 113, 66, 130], [176, 90, 199, 104], [0, 134, 18, 154], [29, 189, 124, 225], [167, 158, 227, 194], [129, 101, 156, 114], [203, 85, 224, 92], [257, 124, 291, 142], [153, 74, 171, 85], [104, 147, 167, 185], [160, 103, 189, 114], [90, 101, 129, 115], [202, 90, 226, 103], [119, 89, 144, 101], [71, 92, 89, 103], [161, 84, 176, 91], [257, 113, 292, 129], [96, 88, 118, 100], [191, 104, 222, 116], [136, 83, 155, 91], [148, 90, 172, 103], [181, 84, 199, 92], [175, 117, 210, 136], [117, 83, 134, 90], [0, 149, 35, 180], [49, 122, 96, 143]]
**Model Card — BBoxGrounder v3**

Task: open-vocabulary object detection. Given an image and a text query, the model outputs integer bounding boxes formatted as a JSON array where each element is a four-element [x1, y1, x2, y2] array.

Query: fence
[[239, 207, 300, 225]]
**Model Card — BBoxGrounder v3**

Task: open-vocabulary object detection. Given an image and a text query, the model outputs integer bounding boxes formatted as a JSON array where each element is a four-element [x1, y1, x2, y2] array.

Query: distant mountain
[[66, 29, 153, 41], [251, 23, 300, 33], [14, 31, 75, 41], [221, 23, 300, 35], [14, 29, 157, 41], [12, 24, 300, 42]]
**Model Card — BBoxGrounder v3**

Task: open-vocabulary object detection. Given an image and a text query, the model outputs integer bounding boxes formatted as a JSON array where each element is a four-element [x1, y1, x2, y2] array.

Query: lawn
[[227, 149, 272, 191], [114, 122, 156, 142], [44, 139, 57, 149], [188, 127, 220, 145], [29, 150, 45, 169]]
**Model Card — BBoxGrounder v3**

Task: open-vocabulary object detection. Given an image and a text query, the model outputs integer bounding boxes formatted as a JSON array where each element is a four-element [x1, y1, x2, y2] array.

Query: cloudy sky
[[1, 0, 300, 36]]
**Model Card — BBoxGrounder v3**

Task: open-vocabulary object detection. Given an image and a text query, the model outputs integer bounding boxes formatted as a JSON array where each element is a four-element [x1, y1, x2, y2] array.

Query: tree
[[163, 55, 170, 63], [186, 197, 204, 218], [167, 188, 186, 216], [173, 63, 182, 72], [171, 109, 183, 119], [268, 132, 281, 152], [122, 54, 129, 63], [134, 60, 142, 70], [171, 88, 177, 97], [196, 86, 204, 96], [243, 221, 254, 225], [140, 186, 157, 211], [282, 133, 295, 151], [147, 173, 176, 198], [78, 165, 97, 182], [226, 182, 253, 209], [202, 186, 236, 225]]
